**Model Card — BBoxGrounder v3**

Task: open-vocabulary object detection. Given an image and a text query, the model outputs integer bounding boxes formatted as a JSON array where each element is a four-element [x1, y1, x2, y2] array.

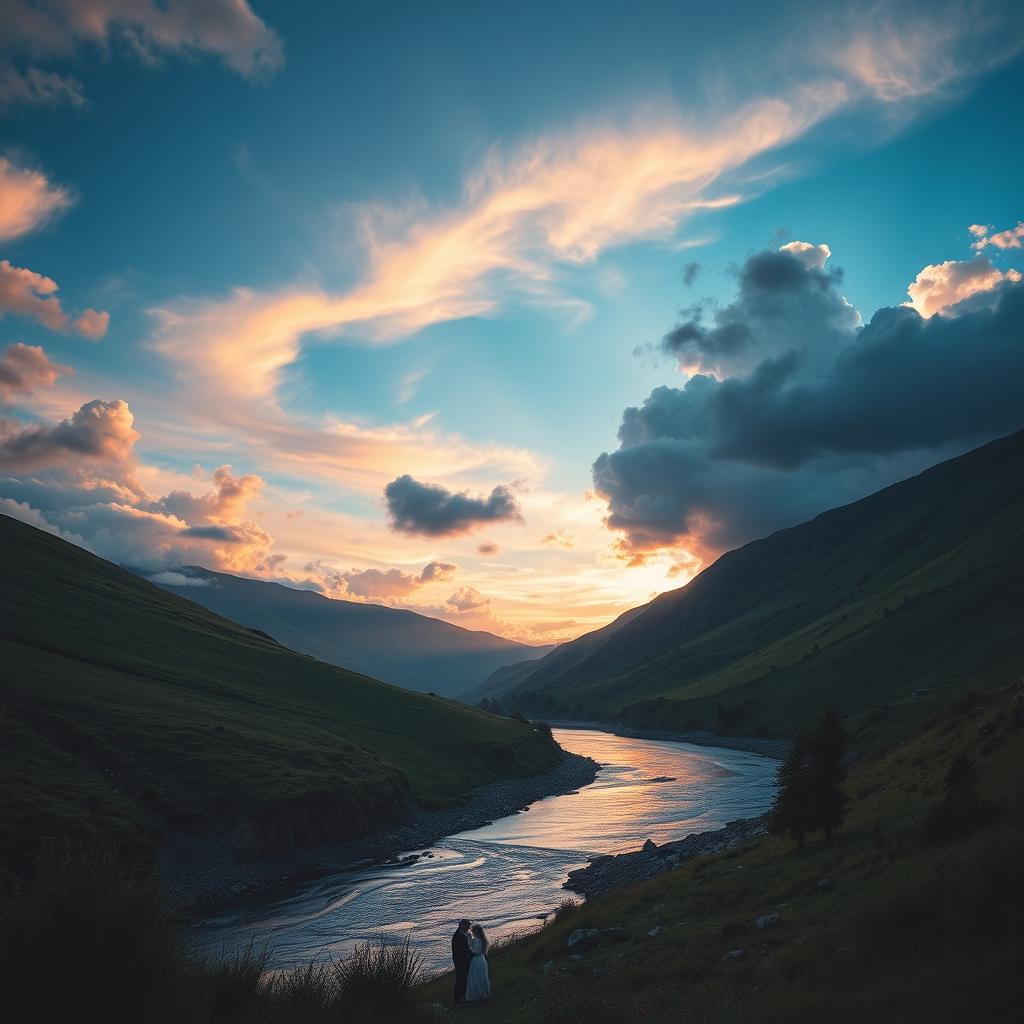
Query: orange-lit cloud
[[0, 158, 73, 241], [970, 220, 1024, 251], [74, 308, 110, 339], [832, 7, 1023, 102], [0, 342, 71, 400], [904, 255, 1021, 318]]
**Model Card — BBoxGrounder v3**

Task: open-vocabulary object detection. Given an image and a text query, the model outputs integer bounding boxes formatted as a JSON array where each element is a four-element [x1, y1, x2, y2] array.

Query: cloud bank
[[596, 243, 1024, 562]]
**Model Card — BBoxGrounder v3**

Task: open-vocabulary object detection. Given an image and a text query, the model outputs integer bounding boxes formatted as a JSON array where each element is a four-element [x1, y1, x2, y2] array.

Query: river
[[191, 728, 777, 974]]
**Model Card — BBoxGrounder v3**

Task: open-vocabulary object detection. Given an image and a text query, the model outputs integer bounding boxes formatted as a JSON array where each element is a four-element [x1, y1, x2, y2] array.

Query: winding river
[[192, 728, 777, 974]]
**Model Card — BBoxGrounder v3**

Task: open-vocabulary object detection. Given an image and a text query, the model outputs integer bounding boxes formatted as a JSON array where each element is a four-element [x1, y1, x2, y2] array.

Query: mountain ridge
[[142, 565, 553, 697], [475, 428, 1024, 746]]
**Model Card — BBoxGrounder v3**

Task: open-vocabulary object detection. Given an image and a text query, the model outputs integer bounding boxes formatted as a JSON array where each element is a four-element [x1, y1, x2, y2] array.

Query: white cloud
[[904, 255, 1021, 318]]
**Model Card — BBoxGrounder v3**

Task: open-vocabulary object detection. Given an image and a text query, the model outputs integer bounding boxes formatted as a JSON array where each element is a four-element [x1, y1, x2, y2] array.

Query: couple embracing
[[451, 918, 491, 1003]]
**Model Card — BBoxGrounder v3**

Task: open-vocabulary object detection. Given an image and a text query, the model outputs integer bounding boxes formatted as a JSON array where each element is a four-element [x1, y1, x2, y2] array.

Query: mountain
[[142, 567, 553, 698], [0, 514, 561, 875], [462, 602, 648, 704], [476, 429, 1024, 747]]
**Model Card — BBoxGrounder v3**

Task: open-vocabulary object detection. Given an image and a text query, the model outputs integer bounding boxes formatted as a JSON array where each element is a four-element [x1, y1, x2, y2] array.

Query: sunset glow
[[1, 1, 1022, 643]]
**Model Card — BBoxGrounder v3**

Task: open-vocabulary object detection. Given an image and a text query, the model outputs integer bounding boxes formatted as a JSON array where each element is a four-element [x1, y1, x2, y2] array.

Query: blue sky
[[1, 0, 1022, 641]]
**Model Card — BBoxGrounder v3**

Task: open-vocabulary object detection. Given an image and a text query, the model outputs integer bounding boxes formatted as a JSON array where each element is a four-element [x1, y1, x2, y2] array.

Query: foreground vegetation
[[3, 681, 1018, 1022], [0, 842, 439, 1023], [424, 681, 1024, 1022], [475, 430, 1024, 750], [0, 514, 560, 874]]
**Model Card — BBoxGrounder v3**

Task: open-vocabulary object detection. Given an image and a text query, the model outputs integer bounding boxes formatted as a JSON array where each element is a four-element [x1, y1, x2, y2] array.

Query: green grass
[[0, 514, 560, 873], [419, 682, 1024, 1022], [497, 430, 1024, 747]]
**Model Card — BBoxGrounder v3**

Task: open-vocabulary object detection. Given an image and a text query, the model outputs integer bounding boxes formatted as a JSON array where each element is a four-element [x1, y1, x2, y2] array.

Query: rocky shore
[[160, 750, 599, 910], [564, 814, 770, 899]]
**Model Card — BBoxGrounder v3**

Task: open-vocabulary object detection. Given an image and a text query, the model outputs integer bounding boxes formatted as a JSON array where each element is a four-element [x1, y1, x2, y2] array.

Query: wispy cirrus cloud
[[146, 8, 1024, 423]]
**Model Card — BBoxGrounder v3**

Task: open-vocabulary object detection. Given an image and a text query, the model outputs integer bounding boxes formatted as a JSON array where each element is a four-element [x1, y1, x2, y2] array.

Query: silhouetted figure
[[451, 918, 472, 1004], [466, 923, 491, 1001]]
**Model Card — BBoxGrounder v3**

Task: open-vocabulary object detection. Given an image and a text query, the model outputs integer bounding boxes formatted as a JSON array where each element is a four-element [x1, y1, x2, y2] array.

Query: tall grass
[[0, 841, 438, 1023]]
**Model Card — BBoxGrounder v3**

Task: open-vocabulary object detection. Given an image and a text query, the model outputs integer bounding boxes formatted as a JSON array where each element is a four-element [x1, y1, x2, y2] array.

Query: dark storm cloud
[[660, 243, 858, 376], [384, 474, 523, 536], [711, 281, 1024, 468], [596, 248, 1024, 560], [682, 261, 701, 287]]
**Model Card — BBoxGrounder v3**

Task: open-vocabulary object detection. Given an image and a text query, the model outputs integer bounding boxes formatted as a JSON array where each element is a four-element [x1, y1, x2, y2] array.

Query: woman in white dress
[[465, 924, 491, 1001]]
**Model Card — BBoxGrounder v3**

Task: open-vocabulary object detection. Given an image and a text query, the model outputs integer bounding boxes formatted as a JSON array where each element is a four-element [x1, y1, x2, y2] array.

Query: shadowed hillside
[[0, 515, 561, 875], [421, 681, 1024, 1023], [477, 429, 1024, 747], [144, 567, 553, 698]]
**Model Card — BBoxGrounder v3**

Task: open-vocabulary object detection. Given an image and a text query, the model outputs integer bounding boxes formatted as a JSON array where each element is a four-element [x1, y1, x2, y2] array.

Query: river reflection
[[192, 728, 777, 974]]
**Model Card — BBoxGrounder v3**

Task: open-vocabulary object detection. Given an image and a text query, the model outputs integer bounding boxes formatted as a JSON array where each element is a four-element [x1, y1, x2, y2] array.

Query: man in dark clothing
[[451, 918, 472, 1004]]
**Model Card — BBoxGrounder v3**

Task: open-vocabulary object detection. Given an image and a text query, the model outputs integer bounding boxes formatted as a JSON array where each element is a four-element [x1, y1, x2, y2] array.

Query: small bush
[[334, 935, 424, 1019]]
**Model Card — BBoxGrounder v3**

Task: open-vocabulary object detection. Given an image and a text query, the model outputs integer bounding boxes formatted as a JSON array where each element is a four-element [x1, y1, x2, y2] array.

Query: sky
[[1, 0, 1022, 644]]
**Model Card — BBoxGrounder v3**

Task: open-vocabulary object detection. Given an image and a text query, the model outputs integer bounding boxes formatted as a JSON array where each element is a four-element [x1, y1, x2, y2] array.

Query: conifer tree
[[810, 708, 848, 843], [770, 727, 815, 850]]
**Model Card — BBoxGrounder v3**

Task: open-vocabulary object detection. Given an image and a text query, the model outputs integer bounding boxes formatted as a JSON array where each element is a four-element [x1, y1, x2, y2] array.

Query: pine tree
[[810, 708, 848, 843], [770, 727, 815, 850]]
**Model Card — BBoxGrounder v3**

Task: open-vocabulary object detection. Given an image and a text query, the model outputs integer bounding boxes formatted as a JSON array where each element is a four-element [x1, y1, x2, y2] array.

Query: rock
[[755, 914, 781, 929], [817, 878, 832, 890], [539, 960, 555, 975], [722, 948, 745, 961], [647, 926, 662, 938], [568, 953, 585, 963], [567, 928, 603, 952], [603, 927, 629, 942]]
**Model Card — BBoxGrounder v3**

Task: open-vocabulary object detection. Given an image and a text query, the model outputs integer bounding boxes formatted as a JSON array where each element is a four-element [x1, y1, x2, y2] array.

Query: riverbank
[[548, 719, 789, 759], [564, 814, 770, 898], [160, 750, 599, 910]]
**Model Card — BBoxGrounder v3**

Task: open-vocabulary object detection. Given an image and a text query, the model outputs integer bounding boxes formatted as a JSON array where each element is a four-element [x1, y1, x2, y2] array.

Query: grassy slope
[[0, 515, 560, 873], [422, 683, 1024, 1023], [496, 430, 1024, 746]]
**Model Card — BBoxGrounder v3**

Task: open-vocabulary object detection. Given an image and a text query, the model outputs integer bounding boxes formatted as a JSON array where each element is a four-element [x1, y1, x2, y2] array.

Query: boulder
[[539, 960, 555, 975], [647, 926, 662, 938], [568, 953, 585, 963], [817, 877, 832, 890], [567, 928, 603, 952], [722, 948, 745, 961], [603, 927, 629, 942], [755, 914, 781, 929]]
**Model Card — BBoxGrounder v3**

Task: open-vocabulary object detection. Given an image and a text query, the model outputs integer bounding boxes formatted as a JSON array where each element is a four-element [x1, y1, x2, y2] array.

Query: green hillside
[[422, 681, 1024, 1023], [0, 515, 560, 875], [486, 430, 1024, 747]]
